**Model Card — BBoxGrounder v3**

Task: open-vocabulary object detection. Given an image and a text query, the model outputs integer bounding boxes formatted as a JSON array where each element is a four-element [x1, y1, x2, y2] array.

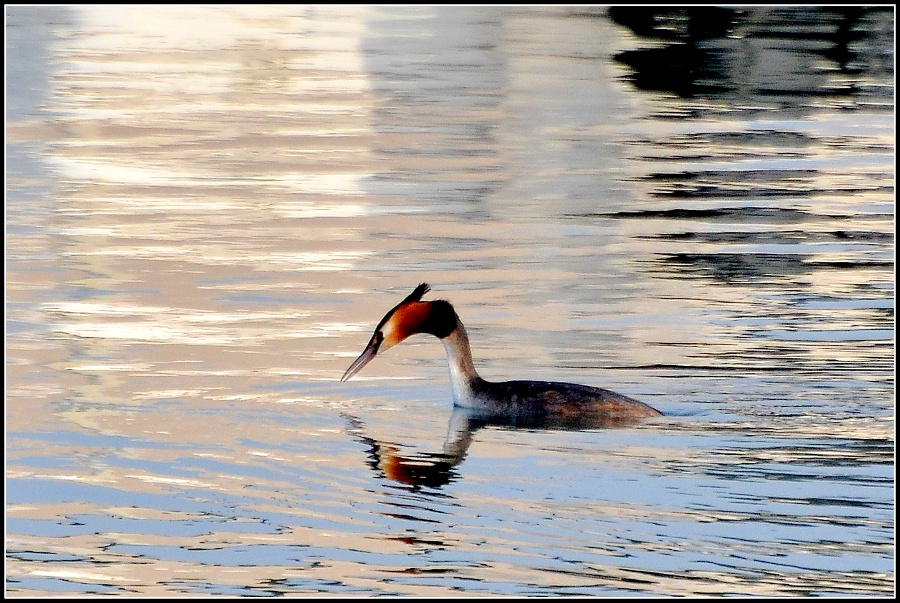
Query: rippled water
[[6, 6, 894, 596]]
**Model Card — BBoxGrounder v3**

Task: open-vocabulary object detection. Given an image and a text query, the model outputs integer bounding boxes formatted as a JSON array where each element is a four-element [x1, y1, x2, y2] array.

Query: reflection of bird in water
[[342, 283, 662, 424], [345, 412, 469, 490], [345, 403, 658, 490]]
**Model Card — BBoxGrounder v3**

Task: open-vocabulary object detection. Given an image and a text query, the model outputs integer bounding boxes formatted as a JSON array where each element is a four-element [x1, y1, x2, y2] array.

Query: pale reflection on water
[[6, 5, 894, 597]]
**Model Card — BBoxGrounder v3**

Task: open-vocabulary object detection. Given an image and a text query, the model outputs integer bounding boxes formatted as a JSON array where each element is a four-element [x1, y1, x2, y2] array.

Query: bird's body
[[342, 283, 662, 423]]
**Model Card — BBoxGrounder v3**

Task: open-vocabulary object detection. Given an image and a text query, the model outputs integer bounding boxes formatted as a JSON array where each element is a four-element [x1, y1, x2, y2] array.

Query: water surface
[[5, 6, 894, 596]]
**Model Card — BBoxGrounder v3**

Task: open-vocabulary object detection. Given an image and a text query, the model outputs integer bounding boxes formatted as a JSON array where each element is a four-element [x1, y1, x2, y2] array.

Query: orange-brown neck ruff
[[381, 299, 458, 349], [382, 301, 433, 348]]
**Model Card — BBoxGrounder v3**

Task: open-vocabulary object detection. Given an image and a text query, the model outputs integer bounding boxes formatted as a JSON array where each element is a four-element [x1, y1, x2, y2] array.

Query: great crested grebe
[[341, 284, 662, 422]]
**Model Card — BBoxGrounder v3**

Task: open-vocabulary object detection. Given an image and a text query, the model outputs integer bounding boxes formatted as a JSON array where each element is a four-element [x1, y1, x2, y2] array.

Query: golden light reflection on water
[[6, 4, 893, 597]]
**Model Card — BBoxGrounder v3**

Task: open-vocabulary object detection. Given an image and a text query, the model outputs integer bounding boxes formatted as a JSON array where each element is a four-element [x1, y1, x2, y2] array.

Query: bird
[[341, 283, 662, 424]]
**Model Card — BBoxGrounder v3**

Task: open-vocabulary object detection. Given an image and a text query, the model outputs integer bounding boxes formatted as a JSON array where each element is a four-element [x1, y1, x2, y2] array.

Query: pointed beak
[[341, 335, 381, 382]]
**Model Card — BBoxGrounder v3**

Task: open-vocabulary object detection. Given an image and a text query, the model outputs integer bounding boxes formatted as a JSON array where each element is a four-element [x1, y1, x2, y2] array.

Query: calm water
[[5, 6, 894, 597]]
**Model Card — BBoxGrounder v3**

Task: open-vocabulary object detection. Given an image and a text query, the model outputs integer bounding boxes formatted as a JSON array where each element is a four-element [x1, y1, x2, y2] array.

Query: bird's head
[[341, 283, 457, 381]]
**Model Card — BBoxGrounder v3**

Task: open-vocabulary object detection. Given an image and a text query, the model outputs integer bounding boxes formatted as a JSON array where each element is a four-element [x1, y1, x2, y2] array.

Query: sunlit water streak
[[6, 5, 893, 597]]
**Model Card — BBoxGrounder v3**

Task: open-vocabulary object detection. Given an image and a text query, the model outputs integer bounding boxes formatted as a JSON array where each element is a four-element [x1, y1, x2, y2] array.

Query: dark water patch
[[641, 169, 820, 182], [578, 207, 841, 223], [628, 171, 889, 200], [625, 133, 894, 162], [609, 7, 893, 112], [776, 496, 893, 509], [651, 253, 892, 283], [656, 130, 816, 149], [647, 184, 816, 201], [645, 229, 894, 245], [613, 44, 734, 99]]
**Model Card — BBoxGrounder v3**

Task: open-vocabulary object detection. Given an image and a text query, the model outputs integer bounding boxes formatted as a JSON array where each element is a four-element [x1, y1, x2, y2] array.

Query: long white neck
[[439, 320, 485, 408]]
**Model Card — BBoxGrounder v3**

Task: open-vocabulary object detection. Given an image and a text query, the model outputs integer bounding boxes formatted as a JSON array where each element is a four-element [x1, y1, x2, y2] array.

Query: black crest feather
[[403, 283, 431, 304]]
